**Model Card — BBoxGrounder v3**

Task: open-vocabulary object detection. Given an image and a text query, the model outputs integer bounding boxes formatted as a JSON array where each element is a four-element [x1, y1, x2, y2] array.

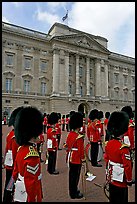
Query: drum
[[85, 143, 91, 161], [85, 143, 103, 162]]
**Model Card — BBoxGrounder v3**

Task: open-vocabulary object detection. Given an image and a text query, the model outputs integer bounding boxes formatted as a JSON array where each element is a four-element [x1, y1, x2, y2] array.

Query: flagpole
[[67, 10, 68, 26]]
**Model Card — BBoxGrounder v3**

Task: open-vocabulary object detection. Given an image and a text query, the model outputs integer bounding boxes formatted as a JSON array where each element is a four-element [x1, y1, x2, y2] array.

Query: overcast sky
[[2, 2, 135, 58]]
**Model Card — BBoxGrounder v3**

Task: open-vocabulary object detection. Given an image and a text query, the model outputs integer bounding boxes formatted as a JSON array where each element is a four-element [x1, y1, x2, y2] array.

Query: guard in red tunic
[[104, 111, 134, 203], [12, 106, 43, 202], [43, 113, 47, 133], [37, 132, 45, 162], [47, 112, 59, 175], [87, 109, 102, 167], [121, 106, 135, 150], [64, 112, 86, 199], [61, 115, 65, 131], [56, 113, 62, 150], [104, 111, 110, 141], [3, 106, 24, 203]]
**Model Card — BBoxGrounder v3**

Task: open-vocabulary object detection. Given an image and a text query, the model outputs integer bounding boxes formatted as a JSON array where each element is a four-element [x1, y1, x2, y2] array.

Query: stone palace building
[[2, 22, 135, 118]]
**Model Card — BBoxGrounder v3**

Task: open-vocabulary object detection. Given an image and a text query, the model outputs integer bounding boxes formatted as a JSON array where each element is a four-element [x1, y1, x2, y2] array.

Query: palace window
[[6, 78, 12, 92], [123, 91, 128, 101], [123, 75, 128, 85], [69, 65, 72, 76], [79, 66, 83, 78], [40, 60, 47, 72], [41, 82, 47, 95], [131, 76, 135, 87], [24, 80, 30, 93], [114, 73, 119, 84], [80, 85, 83, 96], [24, 56, 32, 70], [90, 69, 92, 79], [6, 53, 14, 66], [90, 87, 93, 96]]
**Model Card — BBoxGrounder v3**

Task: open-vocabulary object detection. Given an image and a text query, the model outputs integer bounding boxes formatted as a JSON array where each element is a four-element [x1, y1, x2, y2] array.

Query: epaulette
[[11, 135, 15, 139], [17, 146, 22, 152], [76, 134, 84, 139], [120, 144, 130, 149], [51, 128, 56, 132], [104, 141, 108, 146], [129, 122, 135, 127], [24, 146, 39, 159]]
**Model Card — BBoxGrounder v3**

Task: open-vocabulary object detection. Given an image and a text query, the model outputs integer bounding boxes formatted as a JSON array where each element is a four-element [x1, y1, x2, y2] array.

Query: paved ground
[[2, 125, 135, 202]]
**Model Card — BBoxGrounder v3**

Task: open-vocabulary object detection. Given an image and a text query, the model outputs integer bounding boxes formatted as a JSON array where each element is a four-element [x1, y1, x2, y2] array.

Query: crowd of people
[[2, 105, 135, 202]]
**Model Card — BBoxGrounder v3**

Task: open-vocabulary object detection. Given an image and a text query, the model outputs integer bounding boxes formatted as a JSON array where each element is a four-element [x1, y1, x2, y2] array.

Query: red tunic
[[87, 119, 101, 142], [123, 119, 135, 150], [12, 145, 42, 202], [4, 129, 19, 170], [43, 116, 47, 125], [66, 131, 85, 164], [55, 123, 61, 135], [104, 139, 132, 188], [47, 127, 58, 151]]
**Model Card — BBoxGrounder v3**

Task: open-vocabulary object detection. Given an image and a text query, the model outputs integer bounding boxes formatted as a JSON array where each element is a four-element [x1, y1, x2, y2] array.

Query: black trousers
[[47, 151, 57, 173], [3, 168, 13, 202], [62, 124, 65, 131], [109, 183, 128, 203], [43, 125, 47, 133], [69, 163, 82, 197], [90, 142, 99, 166]]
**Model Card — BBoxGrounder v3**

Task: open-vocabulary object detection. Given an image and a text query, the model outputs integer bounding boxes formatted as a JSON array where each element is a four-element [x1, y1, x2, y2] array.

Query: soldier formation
[[2, 105, 135, 202]]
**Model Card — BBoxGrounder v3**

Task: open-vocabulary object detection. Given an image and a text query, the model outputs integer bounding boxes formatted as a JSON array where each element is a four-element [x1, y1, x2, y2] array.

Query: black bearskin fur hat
[[107, 111, 129, 137], [69, 111, 75, 117], [98, 110, 104, 120], [89, 109, 98, 121], [121, 106, 133, 119], [48, 112, 59, 125], [105, 111, 110, 119], [14, 106, 43, 145], [8, 106, 24, 127], [69, 112, 83, 130], [57, 113, 61, 119]]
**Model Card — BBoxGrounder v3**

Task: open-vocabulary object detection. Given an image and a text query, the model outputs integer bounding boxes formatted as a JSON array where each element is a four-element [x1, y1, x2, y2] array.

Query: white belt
[[71, 148, 78, 151], [18, 173, 24, 181], [109, 160, 123, 167], [18, 173, 42, 181]]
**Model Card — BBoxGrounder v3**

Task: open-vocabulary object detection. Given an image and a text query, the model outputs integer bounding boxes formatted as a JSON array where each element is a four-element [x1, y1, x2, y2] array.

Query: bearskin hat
[[98, 110, 104, 120], [107, 111, 129, 137], [48, 112, 59, 125], [89, 109, 98, 121], [14, 106, 43, 145], [69, 111, 75, 117], [57, 113, 61, 119], [69, 112, 83, 130], [121, 106, 133, 119], [105, 111, 110, 119], [8, 106, 24, 127]]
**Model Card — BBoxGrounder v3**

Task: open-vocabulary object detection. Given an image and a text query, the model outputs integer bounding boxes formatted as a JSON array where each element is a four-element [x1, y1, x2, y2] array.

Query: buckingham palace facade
[[2, 22, 135, 118]]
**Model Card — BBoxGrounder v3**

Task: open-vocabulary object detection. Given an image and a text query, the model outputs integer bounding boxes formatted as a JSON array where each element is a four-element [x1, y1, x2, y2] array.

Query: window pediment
[[39, 76, 49, 82], [3, 71, 15, 77], [22, 74, 33, 79]]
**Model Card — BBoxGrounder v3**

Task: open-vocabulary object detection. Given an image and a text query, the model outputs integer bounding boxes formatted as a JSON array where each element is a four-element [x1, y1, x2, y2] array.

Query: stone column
[[52, 49, 60, 96], [86, 57, 90, 96], [95, 59, 101, 97], [104, 61, 109, 97], [65, 51, 69, 95], [75, 54, 80, 95]]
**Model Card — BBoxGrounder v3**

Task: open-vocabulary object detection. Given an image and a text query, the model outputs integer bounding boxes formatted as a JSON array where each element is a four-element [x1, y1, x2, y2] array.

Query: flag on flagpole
[[62, 10, 68, 21]]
